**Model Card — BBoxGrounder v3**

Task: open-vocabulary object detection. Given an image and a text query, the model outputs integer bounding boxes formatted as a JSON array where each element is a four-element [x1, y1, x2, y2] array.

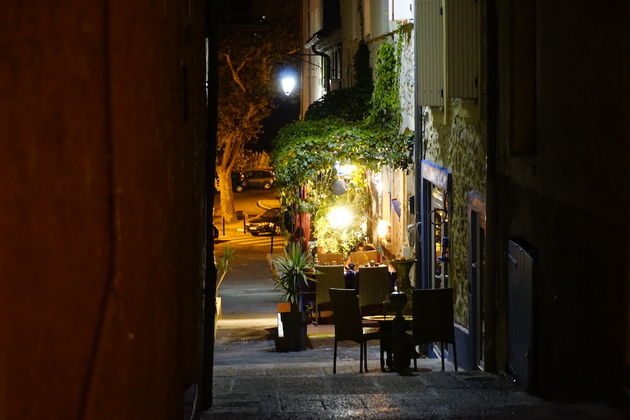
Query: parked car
[[242, 169, 275, 190], [214, 171, 245, 193], [245, 207, 283, 236], [231, 171, 246, 192]]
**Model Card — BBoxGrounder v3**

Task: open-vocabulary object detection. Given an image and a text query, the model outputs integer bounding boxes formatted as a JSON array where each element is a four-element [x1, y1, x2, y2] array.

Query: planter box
[[275, 310, 308, 352], [214, 296, 222, 339]]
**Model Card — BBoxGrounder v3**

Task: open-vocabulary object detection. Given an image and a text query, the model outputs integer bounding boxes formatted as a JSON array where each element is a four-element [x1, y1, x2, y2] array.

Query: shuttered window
[[417, 0, 480, 106]]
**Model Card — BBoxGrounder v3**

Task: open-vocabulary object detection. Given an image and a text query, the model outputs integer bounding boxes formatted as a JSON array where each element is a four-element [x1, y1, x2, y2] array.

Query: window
[[390, 0, 413, 21], [329, 46, 342, 90], [417, 0, 481, 106]]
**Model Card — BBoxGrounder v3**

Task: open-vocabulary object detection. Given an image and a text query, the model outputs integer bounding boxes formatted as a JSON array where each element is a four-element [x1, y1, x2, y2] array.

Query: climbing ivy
[[271, 27, 413, 247], [366, 42, 400, 130], [304, 40, 372, 122]]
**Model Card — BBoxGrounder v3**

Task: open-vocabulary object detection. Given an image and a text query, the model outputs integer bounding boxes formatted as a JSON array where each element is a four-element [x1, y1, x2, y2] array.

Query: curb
[[257, 199, 280, 210]]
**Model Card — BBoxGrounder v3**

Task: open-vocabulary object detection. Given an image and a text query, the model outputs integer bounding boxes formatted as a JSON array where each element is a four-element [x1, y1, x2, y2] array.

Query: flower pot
[[276, 311, 308, 352], [391, 259, 416, 290]]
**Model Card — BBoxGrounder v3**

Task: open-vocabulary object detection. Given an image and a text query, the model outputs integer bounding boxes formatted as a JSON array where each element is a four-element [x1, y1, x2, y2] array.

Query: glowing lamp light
[[377, 220, 390, 238], [281, 75, 296, 96], [335, 162, 356, 177], [327, 207, 353, 229]]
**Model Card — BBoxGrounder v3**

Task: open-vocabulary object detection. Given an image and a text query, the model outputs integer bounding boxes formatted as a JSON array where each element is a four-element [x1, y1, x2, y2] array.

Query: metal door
[[507, 239, 535, 390]]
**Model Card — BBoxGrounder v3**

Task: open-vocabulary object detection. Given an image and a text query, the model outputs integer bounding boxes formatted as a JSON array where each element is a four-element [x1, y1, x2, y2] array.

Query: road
[[214, 187, 280, 219], [214, 187, 285, 341]]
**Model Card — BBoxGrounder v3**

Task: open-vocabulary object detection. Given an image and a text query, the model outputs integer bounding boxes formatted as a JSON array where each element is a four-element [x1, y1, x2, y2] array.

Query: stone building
[[416, 0, 630, 406], [302, 0, 630, 408], [301, 0, 416, 260]]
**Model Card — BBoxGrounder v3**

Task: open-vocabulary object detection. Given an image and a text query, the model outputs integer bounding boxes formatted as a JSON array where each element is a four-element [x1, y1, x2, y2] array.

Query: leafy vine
[[271, 31, 413, 248]]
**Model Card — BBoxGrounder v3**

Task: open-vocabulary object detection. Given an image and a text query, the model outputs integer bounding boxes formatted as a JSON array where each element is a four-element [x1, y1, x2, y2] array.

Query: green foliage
[[272, 118, 413, 190], [311, 177, 369, 254], [365, 42, 401, 129], [304, 87, 371, 121], [216, 246, 236, 295], [304, 40, 373, 122], [273, 243, 318, 307], [271, 28, 413, 245]]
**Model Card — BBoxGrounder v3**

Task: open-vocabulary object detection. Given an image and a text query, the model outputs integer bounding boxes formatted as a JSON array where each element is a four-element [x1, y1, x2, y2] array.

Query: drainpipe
[[311, 44, 331, 93], [413, 6, 424, 290], [305, 33, 331, 93]]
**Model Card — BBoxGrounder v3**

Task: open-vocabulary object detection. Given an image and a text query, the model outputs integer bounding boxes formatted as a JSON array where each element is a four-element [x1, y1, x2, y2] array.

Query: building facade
[[302, 0, 630, 409]]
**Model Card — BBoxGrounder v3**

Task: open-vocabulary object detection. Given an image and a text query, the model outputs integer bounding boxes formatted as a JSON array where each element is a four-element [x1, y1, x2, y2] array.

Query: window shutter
[[417, 0, 444, 106], [446, 0, 480, 99], [417, 0, 480, 106]]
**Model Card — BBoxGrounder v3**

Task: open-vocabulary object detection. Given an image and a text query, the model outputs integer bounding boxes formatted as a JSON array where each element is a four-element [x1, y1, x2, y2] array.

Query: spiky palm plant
[[273, 243, 318, 310]]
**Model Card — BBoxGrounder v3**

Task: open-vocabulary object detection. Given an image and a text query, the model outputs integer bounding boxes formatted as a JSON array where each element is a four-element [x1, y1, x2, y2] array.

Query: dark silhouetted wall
[[0, 1, 210, 419], [494, 0, 630, 404]]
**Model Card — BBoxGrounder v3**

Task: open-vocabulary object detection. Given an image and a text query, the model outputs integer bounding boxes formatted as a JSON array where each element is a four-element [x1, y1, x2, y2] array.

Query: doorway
[[420, 160, 452, 290], [468, 192, 486, 370], [429, 185, 449, 289]]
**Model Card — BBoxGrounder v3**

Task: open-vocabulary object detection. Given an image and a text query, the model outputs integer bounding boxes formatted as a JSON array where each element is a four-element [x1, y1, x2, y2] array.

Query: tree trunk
[[216, 166, 237, 222]]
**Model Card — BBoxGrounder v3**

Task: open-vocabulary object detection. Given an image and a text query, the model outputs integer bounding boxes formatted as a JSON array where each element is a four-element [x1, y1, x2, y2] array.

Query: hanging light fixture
[[281, 74, 296, 96]]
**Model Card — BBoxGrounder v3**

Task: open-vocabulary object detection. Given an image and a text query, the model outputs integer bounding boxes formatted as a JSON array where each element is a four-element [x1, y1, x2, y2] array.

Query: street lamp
[[281, 74, 296, 96]]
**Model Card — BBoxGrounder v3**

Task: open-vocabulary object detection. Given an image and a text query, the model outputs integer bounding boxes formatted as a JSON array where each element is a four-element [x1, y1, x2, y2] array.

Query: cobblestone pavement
[[204, 332, 622, 419], [207, 207, 623, 419]]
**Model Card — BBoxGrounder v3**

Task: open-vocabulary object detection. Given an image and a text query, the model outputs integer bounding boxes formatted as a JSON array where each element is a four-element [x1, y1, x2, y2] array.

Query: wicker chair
[[349, 251, 369, 266], [357, 266, 391, 315], [364, 249, 381, 264], [409, 288, 458, 371], [329, 288, 380, 373], [317, 252, 344, 266], [313, 265, 345, 325]]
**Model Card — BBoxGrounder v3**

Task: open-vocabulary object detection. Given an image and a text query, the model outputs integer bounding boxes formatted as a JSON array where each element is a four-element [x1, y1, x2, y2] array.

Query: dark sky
[[218, 0, 302, 153], [253, 99, 300, 152]]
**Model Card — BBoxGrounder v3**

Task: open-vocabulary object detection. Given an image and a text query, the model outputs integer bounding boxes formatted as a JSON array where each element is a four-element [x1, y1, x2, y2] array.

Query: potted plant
[[273, 243, 317, 351]]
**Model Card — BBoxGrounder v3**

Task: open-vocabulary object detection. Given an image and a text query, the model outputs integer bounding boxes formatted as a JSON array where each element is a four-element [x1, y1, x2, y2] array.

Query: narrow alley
[[205, 219, 622, 419]]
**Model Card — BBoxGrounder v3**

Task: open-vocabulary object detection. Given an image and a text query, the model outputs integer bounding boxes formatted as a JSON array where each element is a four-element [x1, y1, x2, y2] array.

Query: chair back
[[411, 288, 455, 344], [364, 250, 381, 264], [314, 265, 345, 307], [317, 252, 344, 265], [349, 251, 369, 266], [357, 266, 391, 313], [329, 288, 362, 342]]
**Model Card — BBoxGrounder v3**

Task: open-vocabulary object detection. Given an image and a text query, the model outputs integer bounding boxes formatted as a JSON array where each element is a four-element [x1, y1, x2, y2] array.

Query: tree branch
[[222, 52, 247, 93]]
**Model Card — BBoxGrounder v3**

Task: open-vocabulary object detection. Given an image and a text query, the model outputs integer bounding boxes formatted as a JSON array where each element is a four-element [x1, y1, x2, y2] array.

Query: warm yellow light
[[377, 220, 390, 238], [335, 163, 356, 177], [327, 207, 353, 229]]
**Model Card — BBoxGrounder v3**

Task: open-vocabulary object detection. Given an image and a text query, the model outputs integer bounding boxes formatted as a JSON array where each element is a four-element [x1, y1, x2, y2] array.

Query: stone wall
[[397, 31, 415, 132], [423, 99, 486, 326]]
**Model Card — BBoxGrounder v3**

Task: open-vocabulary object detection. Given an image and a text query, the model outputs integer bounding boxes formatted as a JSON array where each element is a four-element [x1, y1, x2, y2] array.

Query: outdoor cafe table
[[362, 314, 412, 372]]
